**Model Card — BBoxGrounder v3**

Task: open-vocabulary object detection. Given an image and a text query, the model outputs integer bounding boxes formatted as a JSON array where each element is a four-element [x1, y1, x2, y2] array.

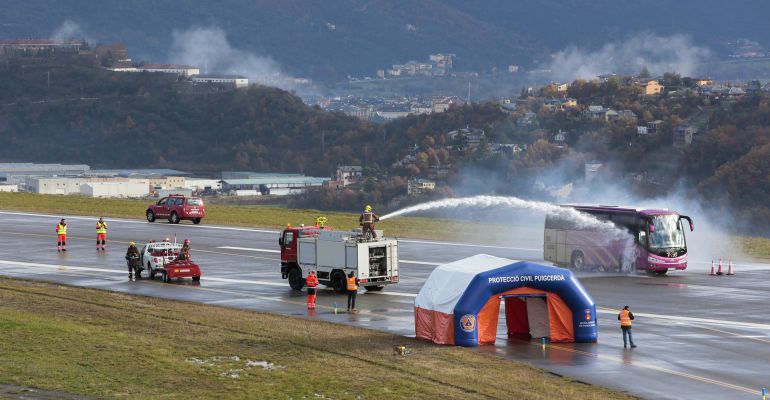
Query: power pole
[[47, 71, 50, 89], [321, 132, 326, 153]]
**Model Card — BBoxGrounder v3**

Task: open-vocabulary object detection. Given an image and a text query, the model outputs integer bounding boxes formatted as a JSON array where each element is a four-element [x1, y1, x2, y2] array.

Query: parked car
[[146, 195, 205, 224], [138, 241, 201, 283]]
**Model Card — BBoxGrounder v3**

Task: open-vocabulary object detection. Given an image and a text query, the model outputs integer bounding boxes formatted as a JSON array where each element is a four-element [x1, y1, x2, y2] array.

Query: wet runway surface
[[0, 210, 768, 399]]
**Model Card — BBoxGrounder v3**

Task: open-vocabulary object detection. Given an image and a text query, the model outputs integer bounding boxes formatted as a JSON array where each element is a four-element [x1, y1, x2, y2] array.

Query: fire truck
[[279, 224, 399, 293]]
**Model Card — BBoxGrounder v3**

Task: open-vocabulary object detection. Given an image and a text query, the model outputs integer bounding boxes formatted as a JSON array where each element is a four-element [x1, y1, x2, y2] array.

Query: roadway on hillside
[[0, 210, 767, 400]]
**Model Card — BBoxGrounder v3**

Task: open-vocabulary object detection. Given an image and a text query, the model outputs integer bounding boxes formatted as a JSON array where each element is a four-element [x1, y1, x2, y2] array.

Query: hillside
[[0, 58, 506, 174], [3, 1, 770, 82]]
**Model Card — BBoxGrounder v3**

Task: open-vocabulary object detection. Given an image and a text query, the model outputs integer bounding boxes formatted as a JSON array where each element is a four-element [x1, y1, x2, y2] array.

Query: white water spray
[[381, 195, 638, 271]]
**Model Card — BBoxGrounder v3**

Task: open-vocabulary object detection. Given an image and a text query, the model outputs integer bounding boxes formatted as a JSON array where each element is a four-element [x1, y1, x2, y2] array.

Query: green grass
[[0, 192, 535, 245], [0, 278, 634, 400]]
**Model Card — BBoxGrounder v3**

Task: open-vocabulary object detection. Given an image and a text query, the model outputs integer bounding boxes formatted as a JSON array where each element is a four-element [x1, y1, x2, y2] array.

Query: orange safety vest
[[346, 276, 358, 291], [56, 224, 67, 235], [619, 309, 632, 327], [306, 274, 318, 287]]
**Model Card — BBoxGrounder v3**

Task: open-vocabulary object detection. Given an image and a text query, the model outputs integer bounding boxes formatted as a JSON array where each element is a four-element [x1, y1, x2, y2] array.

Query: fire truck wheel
[[288, 267, 304, 290], [148, 263, 155, 279], [364, 285, 385, 292], [571, 251, 585, 270], [192, 276, 200, 282], [162, 271, 169, 283], [192, 218, 202, 225], [146, 211, 155, 222], [169, 212, 180, 224], [331, 271, 347, 294]]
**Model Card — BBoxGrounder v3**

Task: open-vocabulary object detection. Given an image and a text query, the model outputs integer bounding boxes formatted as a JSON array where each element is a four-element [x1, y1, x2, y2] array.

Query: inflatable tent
[[414, 254, 597, 347]]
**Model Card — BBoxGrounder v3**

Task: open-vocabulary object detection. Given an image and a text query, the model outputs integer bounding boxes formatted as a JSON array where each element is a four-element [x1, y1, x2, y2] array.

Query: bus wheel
[[649, 269, 668, 276], [571, 251, 586, 270]]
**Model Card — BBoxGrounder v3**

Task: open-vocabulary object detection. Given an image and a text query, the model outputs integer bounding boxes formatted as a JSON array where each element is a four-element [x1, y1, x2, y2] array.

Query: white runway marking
[[218, 246, 280, 253], [596, 306, 770, 330], [0, 211, 278, 234]]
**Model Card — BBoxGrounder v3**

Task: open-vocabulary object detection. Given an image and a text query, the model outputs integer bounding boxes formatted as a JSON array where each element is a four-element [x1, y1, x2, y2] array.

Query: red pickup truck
[[146, 195, 205, 224]]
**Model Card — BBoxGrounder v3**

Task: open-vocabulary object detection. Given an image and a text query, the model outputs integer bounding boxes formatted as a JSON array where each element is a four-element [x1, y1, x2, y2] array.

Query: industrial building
[[80, 182, 150, 198], [191, 74, 249, 88], [0, 163, 91, 187], [220, 174, 329, 196]]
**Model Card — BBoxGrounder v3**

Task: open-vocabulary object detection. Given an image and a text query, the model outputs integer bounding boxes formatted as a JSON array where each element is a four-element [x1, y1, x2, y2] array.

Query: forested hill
[[0, 58, 505, 173], [3, 1, 770, 81]]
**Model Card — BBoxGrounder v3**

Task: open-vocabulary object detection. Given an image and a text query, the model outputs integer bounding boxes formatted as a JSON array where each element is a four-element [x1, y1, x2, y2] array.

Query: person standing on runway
[[56, 219, 68, 252], [95, 217, 108, 250], [618, 305, 637, 348], [306, 270, 319, 309], [346, 271, 359, 312]]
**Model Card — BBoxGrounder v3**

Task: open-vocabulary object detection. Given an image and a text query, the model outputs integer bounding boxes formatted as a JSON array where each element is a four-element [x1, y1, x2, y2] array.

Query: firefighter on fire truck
[[359, 205, 379, 239]]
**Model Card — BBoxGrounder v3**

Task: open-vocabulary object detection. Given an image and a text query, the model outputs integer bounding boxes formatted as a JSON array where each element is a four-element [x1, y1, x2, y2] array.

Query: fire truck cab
[[279, 225, 399, 293]]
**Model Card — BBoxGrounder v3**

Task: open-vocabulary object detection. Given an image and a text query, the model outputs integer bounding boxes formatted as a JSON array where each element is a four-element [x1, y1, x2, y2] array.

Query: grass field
[[0, 192, 532, 245], [0, 278, 633, 400]]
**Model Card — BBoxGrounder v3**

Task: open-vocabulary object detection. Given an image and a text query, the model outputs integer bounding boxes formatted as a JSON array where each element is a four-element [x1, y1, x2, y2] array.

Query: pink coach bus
[[544, 205, 694, 275]]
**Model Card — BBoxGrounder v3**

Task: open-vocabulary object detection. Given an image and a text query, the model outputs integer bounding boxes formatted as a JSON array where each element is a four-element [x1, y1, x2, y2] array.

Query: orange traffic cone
[[716, 258, 724, 275], [710, 260, 716, 276], [727, 260, 735, 275]]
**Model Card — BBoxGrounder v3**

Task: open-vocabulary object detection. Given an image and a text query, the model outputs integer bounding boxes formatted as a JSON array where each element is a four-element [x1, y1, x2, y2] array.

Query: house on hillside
[[647, 120, 664, 134], [335, 166, 363, 187], [637, 126, 649, 135], [674, 124, 697, 147], [636, 79, 664, 96], [407, 178, 436, 195]]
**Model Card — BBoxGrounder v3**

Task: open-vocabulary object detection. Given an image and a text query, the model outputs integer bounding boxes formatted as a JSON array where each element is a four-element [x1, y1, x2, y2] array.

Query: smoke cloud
[[547, 33, 711, 81], [51, 20, 93, 44], [168, 26, 317, 96]]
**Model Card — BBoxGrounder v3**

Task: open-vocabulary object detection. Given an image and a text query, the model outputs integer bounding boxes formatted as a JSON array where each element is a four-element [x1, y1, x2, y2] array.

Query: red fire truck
[[279, 224, 399, 293]]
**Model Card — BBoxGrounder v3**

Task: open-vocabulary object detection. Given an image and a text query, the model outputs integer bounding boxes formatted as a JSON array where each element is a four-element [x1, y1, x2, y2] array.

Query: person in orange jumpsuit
[[306, 270, 319, 309]]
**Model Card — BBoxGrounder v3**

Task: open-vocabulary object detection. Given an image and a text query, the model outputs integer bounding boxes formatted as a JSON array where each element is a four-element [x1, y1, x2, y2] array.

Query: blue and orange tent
[[414, 254, 598, 346]]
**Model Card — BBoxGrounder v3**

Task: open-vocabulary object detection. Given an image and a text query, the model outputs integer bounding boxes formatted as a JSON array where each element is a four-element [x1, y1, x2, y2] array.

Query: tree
[[638, 67, 651, 79]]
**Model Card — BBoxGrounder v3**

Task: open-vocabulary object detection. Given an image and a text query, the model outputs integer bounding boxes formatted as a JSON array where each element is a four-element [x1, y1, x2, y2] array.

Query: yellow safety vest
[[346, 276, 358, 291], [96, 222, 107, 234], [56, 224, 67, 235], [619, 310, 632, 327]]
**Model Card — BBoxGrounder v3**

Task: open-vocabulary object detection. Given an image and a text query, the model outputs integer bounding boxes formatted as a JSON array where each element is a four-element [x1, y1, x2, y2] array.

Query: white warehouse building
[[80, 182, 150, 198]]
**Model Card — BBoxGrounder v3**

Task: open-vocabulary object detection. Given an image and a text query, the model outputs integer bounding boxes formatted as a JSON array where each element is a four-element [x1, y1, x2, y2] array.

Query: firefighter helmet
[[365, 205, 372, 212], [183, 239, 190, 245]]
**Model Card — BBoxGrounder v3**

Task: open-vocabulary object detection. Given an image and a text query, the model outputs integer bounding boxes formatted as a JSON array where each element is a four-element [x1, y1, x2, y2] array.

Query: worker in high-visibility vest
[[346, 271, 360, 312], [618, 305, 637, 348], [56, 218, 67, 252], [95, 217, 108, 250], [306, 270, 318, 309], [359, 205, 379, 239]]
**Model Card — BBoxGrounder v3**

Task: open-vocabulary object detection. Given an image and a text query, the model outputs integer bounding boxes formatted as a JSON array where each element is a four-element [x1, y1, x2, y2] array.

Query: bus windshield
[[648, 214, 686, 253]]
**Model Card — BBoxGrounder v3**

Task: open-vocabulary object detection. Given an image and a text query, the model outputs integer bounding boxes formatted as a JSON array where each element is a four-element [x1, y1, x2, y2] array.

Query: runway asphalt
[[0, 210, 768, 399]]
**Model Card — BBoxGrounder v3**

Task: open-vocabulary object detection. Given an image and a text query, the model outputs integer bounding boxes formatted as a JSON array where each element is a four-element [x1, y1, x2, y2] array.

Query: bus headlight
[[647, 256, 661, 263]]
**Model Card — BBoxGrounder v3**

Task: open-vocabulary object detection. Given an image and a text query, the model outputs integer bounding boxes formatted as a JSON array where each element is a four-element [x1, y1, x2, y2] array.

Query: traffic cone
[[727, 259, 735, 275], [716, 258, 724, 275], [709, 260, 716, 276]]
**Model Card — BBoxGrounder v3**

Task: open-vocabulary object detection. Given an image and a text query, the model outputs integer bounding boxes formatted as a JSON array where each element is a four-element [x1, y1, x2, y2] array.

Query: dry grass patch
[[0, 278, 634, 400]]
